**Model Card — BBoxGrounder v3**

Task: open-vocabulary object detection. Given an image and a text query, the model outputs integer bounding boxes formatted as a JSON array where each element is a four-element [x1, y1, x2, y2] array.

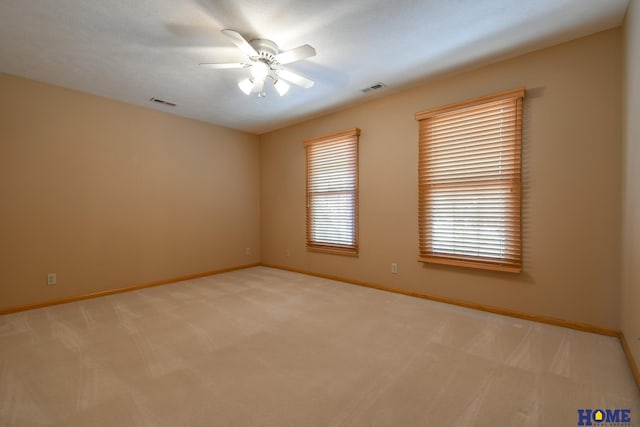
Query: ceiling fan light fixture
[[274, 79, 290, 96], [250, 61, 270, 82], [203, 29, 317, 99], [238, 78, 254, 95], [254, 79, 266, 98]]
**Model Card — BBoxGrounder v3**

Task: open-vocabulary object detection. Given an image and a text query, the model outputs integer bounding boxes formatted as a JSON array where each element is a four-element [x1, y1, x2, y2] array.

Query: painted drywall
[[622, 0, 640, 370], [260, 29, 622, 329], [0, 73, 261, 310]]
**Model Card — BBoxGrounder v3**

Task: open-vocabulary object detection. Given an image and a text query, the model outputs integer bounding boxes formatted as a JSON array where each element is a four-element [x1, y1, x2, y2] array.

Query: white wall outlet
[[245, 247, 251, 256], [285, 248, 290, 257], [391, 263, 398, 274], [47, 273, 57, 285]]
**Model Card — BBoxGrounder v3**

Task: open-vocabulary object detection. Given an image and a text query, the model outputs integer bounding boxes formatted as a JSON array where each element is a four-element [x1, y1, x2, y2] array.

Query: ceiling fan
[[200, 29, 316, 97]]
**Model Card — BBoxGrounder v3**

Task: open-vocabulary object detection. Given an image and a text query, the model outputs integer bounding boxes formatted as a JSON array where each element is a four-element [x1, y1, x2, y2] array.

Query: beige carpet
[[0, 266, 638, 426]]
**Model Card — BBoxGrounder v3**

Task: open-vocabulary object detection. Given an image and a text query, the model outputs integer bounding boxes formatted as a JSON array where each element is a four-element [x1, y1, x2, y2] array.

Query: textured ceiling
[[0, 0, 629, 134]]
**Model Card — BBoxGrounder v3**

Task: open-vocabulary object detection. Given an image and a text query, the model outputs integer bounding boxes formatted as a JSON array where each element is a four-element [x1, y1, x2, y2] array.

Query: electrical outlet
[[391, 263, 398, 274], [47, 273, 57, 285], [245, 247, 251, 256], [285, 248, 290, 257]]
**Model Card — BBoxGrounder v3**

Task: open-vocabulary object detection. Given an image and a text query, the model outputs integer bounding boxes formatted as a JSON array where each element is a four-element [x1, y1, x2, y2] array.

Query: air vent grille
[[150, 97, 176, 107], [361, 82, 386, 93]]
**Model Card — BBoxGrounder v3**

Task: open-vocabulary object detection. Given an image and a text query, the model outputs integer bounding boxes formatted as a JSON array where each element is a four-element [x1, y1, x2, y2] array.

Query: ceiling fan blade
[[221, 29, 258, 58], [199, 62, 248, 69], [277, 69, 315, 88], [275, 44, 316, 65]]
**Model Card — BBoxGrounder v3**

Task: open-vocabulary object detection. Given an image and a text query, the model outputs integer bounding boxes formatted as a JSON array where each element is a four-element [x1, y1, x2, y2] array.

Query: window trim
[[415, 88, 525, 273], [304, 128, 360, 256]]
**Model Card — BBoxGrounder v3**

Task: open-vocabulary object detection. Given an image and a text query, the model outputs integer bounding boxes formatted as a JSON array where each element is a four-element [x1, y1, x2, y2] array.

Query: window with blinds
[[305, 128, 360, 256], [415, 88, 525, 273]]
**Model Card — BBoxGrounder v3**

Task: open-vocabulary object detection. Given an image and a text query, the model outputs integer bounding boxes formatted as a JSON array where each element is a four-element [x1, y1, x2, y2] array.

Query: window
[[305, 128, 360, 255], [416, 88, 524, 272]]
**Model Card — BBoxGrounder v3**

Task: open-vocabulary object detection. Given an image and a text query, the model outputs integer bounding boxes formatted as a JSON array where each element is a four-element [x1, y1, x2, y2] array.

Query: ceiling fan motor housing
[[250, 39, 279, 65]]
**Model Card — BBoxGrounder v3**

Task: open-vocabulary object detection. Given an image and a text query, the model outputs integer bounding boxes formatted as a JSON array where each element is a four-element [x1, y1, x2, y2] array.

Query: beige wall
[[0, 73, 261, 310], [260, 29, 622, 329], [622, 1, 640, 369]]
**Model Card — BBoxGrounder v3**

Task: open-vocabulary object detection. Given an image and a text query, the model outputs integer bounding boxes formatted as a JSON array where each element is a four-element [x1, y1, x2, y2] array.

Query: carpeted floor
[[0, 266, 638, 426]]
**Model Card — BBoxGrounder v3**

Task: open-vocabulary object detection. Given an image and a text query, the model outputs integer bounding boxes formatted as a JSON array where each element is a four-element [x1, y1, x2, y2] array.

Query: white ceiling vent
[[361, 82, 386, 93], [150, 97, 176, 107]]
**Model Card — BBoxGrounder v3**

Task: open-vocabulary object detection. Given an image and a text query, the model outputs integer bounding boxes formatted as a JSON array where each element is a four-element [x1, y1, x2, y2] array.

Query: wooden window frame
[[305, 128, 360, 256], [415, 88, 525, 273]]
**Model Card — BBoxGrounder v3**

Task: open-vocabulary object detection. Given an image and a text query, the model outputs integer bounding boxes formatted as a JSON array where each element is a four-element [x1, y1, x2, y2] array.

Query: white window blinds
[[305, 128, 360, 255], [416, 88, 525, 272]]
